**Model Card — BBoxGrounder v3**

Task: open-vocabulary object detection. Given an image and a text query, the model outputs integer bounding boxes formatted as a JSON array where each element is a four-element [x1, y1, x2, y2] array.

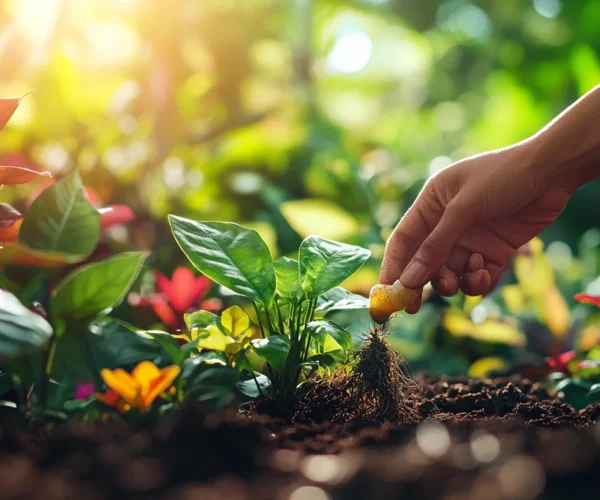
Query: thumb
[[400, 202, 473, 289]]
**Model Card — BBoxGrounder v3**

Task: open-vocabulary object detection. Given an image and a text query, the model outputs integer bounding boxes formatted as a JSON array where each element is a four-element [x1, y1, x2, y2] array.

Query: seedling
[[169, 215, 370, 407]]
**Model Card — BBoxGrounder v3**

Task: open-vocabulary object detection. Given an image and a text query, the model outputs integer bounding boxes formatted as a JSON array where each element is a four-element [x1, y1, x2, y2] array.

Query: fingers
[[405, 289, 422, 314], [380, 202, 435, 285], [400, 202, 474, 289], [431, 267, 459, 296]]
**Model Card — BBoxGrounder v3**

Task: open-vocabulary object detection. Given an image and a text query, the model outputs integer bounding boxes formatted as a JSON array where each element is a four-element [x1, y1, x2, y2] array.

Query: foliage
[[170, 215, 370, 405]]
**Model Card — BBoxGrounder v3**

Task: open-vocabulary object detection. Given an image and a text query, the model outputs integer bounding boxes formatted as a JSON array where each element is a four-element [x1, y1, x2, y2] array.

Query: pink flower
[[75, 382, 95, 400], [129, 267, 222, 331]]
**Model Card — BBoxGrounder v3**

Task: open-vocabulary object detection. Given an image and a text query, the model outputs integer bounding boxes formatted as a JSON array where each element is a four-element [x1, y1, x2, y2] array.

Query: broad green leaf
[[273, 256, 302, 299], [587, 383, 600, 403], [221, 305, 250, 337], [147, 330, 184, 364], [169, 216, 276, 304], [555, 378, 590, 410], [50, 252, 148, 326], [299, 236, 370, 299], [316, 287, 369, 312], [251, 335, 290, 374], [85, 320, 165, 370], [0, 289, 53, 358], [183, 364, 238, 410], [181, 352, 228, 377], [306, 320, 353, 351], [237, 372, 271, 398], [19, 170, 101, 258]]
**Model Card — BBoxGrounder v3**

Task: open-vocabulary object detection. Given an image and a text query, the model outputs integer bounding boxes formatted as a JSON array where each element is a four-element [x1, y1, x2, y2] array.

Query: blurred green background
[[1, 0, 599, 376]]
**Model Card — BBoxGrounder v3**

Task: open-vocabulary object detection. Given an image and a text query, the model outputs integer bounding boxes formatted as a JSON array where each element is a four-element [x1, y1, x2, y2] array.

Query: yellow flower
[[100, 361, 181, 413]]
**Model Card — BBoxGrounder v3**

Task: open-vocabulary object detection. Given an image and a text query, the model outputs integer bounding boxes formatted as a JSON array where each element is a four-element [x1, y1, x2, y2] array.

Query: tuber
[[369, 280, 419, 324]]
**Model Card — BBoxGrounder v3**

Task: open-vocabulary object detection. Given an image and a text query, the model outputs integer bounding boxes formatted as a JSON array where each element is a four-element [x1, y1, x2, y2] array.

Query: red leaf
[[0, 166, 52, 185], [0, 218, 21, 244], [0, 98, 20, 131], [574, 293, 600, 308], [98, 205, 135, 230], [0, 203, 22, 228]]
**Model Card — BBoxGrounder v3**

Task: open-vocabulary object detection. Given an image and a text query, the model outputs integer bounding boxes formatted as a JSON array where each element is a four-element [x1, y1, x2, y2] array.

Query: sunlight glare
[[327, 32, 373, 74]]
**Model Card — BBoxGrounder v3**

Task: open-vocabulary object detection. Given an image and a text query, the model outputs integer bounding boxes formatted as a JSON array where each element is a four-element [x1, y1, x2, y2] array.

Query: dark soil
[[1, 375, 600, 499]]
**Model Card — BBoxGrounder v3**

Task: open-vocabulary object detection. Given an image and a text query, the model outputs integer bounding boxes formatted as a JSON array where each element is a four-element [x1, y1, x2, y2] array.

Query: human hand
[[380, 144, 573, 313]]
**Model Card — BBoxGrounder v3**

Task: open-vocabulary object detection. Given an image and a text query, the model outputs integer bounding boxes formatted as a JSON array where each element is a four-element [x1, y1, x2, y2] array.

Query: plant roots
[[297, 327, 420, 424]]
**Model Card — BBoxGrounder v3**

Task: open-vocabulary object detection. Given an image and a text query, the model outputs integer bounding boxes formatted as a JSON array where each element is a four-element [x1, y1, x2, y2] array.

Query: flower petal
[[132, 361, 161, 397], [575, 293, 600, 308], [169, 267, 197, 312], [191, 276, 212, 303], [101, 368, 141, 406], [143, 365, 181, 411], [151, 297, 178, 327], [75, 382, 95, 400], [155, 270, 173, 297]]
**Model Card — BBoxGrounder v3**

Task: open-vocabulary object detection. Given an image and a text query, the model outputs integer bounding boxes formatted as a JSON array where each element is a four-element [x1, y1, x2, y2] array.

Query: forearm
[[524, 85, 600, 191]]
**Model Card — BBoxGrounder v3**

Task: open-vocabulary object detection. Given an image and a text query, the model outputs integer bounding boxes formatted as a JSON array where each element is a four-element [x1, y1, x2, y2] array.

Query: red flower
[[546, 350, 576, 374], [574, 293, 600, 308], [129, 267, 222, 331]]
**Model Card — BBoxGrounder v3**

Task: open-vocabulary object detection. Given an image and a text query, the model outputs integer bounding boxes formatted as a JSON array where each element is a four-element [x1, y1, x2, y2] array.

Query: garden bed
[[2, 375, 600, 500]]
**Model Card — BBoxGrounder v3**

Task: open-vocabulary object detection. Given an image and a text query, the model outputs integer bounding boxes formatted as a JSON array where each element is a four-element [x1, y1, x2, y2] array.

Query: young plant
[[169, 215, 370, 406]]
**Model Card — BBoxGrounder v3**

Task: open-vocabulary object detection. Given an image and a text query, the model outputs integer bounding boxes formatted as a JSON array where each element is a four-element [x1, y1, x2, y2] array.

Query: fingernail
[[400, 260, 428, 288]]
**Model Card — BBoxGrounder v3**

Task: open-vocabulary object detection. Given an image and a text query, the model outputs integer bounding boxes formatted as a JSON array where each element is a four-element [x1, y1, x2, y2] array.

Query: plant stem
[[250, 370, 264, 398], [274, 297, 285, 335], [253, 302, 266, 339], [40, 334, 58, 408]]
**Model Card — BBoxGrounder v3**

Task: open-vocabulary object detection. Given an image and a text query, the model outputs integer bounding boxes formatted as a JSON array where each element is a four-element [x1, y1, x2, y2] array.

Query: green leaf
[[555, 378, 590, 410], [19, 170, 101, 257], [184, 364, 238, 410], [251, 335, 290, 374], [50, 252, 148, 326], [587, 383, 600, 403], [147, 331, 184, 364], [306, 320, 353, 351], [237, 372, 271, 399], [169, 216, 276, 304], [303, 353, 337, 369], [299, 236, 370, 299], [87, 320, 165, 369], [316, 287, 369, 312], [273, 256, 302, 299], [181, 352, 228, 377], [0, 289, 53, 358], [185, 310, 227, 335], [0, 373, 13, 397]]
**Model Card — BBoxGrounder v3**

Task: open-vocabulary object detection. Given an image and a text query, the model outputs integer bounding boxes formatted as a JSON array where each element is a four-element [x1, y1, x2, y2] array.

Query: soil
[[1, 375, 600, 500]]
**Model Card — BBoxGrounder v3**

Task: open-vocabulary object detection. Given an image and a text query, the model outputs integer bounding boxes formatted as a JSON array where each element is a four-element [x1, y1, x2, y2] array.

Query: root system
[[296, 327, 420, 424]]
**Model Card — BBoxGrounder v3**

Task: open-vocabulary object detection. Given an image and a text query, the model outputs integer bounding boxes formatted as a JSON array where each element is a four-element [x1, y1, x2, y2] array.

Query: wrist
[[519, 130, 596, 193]]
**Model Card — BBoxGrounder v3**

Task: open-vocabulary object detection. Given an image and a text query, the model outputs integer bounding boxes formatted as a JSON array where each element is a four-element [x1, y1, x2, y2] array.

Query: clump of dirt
[[295, 328, 420, 424]]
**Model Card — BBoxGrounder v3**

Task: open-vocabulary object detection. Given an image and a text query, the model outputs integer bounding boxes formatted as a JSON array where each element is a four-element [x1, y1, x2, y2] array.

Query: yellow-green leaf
[[221, 306, 250, 337]]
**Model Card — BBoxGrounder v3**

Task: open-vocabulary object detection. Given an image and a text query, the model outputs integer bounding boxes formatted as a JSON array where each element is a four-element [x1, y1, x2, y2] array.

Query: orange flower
[[98, 361, 181, 413]]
